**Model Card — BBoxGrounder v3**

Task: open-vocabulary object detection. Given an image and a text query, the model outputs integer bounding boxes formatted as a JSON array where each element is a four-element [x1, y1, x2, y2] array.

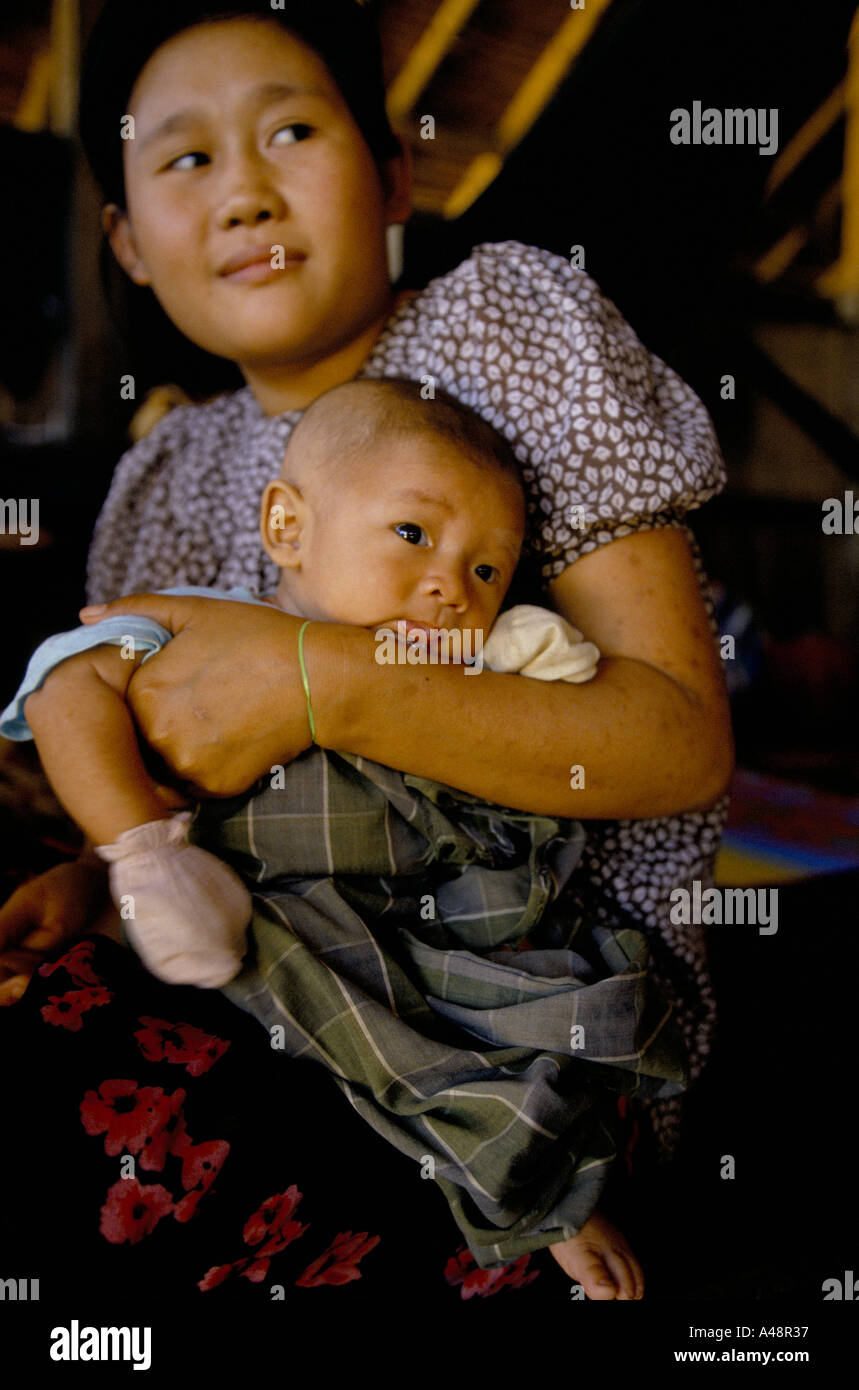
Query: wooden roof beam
[[443, 0, 613, 219], [386, 0, 484, 123]]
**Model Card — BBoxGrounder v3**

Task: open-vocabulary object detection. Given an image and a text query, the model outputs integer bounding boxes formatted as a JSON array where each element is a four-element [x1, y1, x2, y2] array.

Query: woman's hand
[[0, 858, 110, 1004], [79, 595, 314, 797]]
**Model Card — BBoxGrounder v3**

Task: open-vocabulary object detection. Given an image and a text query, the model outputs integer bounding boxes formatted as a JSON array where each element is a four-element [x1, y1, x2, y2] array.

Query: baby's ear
[[260, 479, 304, 568]]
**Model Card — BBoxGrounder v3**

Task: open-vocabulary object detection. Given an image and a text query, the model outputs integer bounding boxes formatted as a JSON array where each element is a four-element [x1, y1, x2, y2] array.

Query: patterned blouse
[[86, 241, 729, 1152]]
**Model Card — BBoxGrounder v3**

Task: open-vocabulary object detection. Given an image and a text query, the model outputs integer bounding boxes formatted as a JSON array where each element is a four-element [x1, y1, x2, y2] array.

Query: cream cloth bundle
[[482, 604, 600, 682]]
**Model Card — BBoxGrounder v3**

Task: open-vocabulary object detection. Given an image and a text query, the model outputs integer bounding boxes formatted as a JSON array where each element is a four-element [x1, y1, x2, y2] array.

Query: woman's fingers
[[0, 862, 107, 953], [80, 591, 233, 632], [0, 948, 41, 973], [0, 976, 31, 1005], [18, 925, 68, 952], [0, 862, 114, 1006], [0, 881, 42, 952], [0, 892, 80, 956], [0, 948, 42, 1005], [113, 600, 308, 794], [80, 593, 180, 630]]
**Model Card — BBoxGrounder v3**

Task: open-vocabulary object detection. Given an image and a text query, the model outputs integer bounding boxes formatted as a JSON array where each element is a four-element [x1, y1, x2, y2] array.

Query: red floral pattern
[[173, 1138, 230, 1224], [38, 942, 112, 1030], [295, 1231, 381, 1288], [80, 1077, 229, 1238], [41, 986, 112, 1031], [616, 1095, 641, 1175], [38, 940, 102, 987], [176, 1137, 229, 1193], [138, 1088, 188, 1173], [198, 1186, 312, 1290], [100, 1177, 174, 1245], [134, 1016, 230, 1075], [198, 1264, 234, 1292], [444, 1245, 540, 1298], [80, 1080, 185, 1158], [242, 1186, 304, 1247]]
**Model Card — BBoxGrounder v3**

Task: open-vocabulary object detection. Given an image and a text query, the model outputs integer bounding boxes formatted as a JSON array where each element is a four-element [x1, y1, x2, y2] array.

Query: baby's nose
[[422, 566, 468, 609]]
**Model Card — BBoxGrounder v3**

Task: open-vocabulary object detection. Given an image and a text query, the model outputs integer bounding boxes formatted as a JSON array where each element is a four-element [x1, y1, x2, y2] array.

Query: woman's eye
[[475, 564, 499, 583], [272, 122, 314, 146], [393, 522, 428, 546]]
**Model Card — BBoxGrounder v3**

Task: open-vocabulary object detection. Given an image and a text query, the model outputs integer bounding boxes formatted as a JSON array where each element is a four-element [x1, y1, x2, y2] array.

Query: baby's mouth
[[382, 619, 458, 638]]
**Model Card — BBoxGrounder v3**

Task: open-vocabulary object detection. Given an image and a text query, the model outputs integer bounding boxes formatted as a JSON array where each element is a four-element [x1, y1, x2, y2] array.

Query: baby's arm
[[24, 644, 251, 989], [23, 644, 169, 845]]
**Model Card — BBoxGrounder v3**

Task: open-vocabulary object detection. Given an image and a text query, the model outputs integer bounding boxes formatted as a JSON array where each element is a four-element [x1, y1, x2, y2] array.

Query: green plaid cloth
[[193, 748, 687, 1268]]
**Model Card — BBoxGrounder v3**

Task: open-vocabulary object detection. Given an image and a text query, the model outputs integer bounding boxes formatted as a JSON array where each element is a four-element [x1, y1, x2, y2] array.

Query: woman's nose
[[215, 153, 288, 229]]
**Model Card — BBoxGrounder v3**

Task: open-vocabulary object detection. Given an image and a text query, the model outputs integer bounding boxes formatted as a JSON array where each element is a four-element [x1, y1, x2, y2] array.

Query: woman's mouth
[[218, 248, 307, 284]]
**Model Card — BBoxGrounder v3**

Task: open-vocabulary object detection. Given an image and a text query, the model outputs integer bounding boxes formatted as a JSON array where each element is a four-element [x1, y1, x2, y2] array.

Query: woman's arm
[[81, 529, 733, 819], [316, 527, 733, 818]]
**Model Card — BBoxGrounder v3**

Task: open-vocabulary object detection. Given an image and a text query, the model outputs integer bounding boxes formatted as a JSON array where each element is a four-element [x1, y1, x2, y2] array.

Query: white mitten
[[95, 811, 252, 988], [482, 604, 601, 682]]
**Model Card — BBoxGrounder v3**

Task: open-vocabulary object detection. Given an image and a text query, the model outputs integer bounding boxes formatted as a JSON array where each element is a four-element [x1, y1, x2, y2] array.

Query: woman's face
[[109, 18, 409, 378]]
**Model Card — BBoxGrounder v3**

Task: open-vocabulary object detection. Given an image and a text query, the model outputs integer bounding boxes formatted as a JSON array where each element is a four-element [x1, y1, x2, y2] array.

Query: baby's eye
[[271, 123, 314, 146], [393, 522, 428, 546], [475, 564, 500, 583], [167, 151, 208, 171]]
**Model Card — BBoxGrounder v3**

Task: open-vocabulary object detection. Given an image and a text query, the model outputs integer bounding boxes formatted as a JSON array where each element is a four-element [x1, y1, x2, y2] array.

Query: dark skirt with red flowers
[[0, 931, 599, 1309]]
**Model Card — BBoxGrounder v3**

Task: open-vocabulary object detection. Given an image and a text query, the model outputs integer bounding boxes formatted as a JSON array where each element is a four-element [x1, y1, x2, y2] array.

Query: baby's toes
[[606, 1246, 642, 1300], [576, 1249, 619, 1299]]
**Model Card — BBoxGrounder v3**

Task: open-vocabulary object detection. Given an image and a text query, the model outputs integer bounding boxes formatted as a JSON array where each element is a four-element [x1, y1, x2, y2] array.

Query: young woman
[[0, 0, 732, 1304]]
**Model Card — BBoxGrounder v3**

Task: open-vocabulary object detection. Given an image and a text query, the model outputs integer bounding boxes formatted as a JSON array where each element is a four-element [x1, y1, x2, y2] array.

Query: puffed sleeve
[[373, 242, 726, 581], [85, 403, 196, 605], [84, 387, 286, 604]]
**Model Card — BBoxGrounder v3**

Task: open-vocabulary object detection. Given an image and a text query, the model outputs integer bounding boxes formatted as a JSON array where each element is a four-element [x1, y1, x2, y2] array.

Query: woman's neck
[[241, 292, 414, 417]]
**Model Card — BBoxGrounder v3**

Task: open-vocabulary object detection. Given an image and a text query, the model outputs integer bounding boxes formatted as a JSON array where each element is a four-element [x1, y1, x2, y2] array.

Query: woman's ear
[[260, 479, 305, 569], [101, 204, 152, 287], [380, 136, 413, 226]]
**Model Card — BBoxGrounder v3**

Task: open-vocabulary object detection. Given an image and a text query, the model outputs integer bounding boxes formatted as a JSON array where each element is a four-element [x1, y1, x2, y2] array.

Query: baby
[[1, 378, 600, 989]]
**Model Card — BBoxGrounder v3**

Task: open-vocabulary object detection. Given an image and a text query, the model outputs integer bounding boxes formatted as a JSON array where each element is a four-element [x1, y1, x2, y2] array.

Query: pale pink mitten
[[95, 811, 252, 988]]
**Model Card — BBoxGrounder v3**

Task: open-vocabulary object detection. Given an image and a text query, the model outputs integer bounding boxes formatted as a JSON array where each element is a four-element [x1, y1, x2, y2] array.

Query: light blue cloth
[[0, 586, 270, 741]]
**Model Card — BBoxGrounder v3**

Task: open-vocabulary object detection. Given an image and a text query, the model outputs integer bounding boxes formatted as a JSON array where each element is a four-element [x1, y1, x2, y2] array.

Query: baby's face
[[280, 436, 524, 639]]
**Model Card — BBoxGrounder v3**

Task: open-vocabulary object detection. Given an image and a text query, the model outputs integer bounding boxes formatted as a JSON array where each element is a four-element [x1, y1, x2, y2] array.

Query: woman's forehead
[[128, 17, 341, 118]]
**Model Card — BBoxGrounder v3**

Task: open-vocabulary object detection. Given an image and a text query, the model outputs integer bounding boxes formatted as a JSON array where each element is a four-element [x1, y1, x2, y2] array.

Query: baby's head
[[260, 379, 526, 640]]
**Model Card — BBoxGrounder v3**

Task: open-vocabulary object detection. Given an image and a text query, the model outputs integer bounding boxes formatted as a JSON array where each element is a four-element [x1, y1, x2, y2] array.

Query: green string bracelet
[[297, 619, 317, 745]]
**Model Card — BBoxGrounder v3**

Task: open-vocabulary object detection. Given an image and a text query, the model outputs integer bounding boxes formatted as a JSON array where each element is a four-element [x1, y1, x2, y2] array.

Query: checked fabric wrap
[[194, 747, 688, 1269]]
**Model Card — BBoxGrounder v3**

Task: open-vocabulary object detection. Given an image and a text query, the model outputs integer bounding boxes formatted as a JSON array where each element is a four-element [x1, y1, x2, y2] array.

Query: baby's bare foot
[[548, 1209, 643, 1300]]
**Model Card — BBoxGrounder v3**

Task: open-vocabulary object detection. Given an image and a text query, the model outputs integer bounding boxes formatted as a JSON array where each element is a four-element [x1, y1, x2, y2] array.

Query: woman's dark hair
[[78, 0, 401, 210]]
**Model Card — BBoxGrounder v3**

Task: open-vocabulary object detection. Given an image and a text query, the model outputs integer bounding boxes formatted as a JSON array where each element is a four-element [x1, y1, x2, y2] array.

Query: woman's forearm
[[307, 623, 734, 819], [79, 535, 733, 810]]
